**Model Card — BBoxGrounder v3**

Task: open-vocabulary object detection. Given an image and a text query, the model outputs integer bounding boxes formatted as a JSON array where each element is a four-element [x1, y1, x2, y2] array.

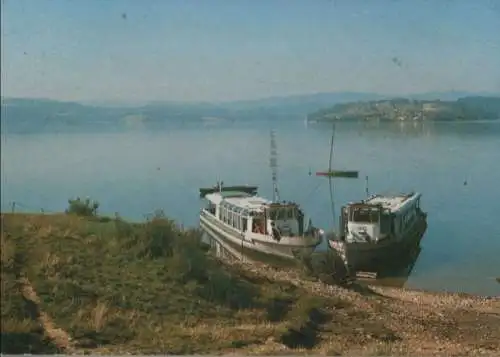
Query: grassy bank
[[1, 211, 499, 355]]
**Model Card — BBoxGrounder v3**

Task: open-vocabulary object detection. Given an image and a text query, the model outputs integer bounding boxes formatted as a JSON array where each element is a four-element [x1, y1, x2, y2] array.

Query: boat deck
[[205, 191, 271, 212], [224, 195, 271, 210], [364, 193, 416, 213]]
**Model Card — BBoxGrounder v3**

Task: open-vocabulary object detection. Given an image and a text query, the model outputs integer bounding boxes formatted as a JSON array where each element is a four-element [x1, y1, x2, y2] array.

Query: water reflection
[[307, 119, 500, 139]]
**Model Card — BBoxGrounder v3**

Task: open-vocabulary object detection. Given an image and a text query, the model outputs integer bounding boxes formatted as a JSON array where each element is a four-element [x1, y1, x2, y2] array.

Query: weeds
[[2, 209, 341, 353]]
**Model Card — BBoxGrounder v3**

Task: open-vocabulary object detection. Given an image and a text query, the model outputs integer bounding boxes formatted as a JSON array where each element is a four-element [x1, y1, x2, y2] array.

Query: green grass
[[1, 212, 351, 354], [3, 210, 492, 355], [1, 226, 60, 353]]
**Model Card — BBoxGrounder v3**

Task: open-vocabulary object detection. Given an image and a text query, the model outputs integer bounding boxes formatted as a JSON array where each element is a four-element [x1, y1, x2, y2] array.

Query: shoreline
[[220, 258, 500, 356], [223, 255, 498, 302]]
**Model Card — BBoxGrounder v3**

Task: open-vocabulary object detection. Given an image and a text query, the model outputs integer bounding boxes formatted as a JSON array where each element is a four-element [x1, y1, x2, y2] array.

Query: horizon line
[[2, 89, 500, 106]]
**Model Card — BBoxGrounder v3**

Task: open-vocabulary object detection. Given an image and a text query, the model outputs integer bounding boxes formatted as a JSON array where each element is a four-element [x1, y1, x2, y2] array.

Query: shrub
[[66, 197, 99, 217], [140, 210, 178, 259]]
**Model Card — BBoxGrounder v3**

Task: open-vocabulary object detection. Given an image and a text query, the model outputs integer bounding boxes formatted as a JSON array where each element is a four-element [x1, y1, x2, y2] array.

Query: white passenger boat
[[328, 192, 427, 272], [199, 186, 323, 261], [199, 130, 324, 262]]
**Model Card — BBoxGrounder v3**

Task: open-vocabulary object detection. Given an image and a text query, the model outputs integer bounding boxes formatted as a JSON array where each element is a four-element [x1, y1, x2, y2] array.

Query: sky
[[1, 0, 500, 103]]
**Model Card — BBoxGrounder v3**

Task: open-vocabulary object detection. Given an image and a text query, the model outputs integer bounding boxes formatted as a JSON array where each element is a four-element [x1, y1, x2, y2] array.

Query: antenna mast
[[270, 129, 280, 203], [316, 122, 360, 232]]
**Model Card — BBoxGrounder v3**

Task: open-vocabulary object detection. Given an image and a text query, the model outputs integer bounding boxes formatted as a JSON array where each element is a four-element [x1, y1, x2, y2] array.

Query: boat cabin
[[340, 192, 422, 243], [203, 191, 306, 239]]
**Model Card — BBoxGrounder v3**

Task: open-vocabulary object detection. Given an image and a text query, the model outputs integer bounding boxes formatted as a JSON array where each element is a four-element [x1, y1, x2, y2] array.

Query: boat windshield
[[350, 206, 379, 223], [268, 206, 296, 220]]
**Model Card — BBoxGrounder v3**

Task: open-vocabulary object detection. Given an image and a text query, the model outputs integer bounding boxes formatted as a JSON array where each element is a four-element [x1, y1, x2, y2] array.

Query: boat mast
[[316, 122, 359, 232], [270, 129, 280, 203]]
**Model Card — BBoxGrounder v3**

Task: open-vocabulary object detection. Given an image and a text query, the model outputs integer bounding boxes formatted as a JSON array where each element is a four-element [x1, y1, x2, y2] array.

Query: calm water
[[1, 119, 499, 296]]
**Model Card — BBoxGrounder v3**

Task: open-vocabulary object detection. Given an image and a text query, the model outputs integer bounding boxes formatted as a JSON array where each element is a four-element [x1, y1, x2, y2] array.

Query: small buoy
[[463, 180, 467, 186]]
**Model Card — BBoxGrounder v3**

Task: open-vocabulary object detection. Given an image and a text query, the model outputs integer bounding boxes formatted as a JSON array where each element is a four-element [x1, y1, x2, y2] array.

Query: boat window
[[252, 214, 265, 233], [402, 210, 414, 227], [380, 212, 392, 234], [273, 208, 290, 220], [350, 207, 379, 223]]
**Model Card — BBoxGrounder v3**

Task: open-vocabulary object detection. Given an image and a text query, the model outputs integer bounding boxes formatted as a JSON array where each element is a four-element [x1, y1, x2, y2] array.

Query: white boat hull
[[200, 210, 321, 261]]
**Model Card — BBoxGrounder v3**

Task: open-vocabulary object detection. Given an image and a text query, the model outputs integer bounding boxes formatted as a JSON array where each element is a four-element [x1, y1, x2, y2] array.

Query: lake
[[1, 119, 499, 296]]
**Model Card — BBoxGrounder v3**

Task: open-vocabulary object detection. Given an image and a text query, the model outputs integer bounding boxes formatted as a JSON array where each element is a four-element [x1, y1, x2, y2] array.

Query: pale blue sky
[[2, 0, 499, 102]]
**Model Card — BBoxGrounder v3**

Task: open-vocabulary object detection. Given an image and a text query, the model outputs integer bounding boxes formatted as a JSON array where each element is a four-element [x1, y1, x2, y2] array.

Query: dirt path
[[19, 278, 75, 353]]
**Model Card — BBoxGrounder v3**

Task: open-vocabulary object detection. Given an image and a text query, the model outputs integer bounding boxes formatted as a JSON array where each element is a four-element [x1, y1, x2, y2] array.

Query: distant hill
[[2, 92, 500, 134], [217, 91, 499, 116], [0, 98, 232, 134], [217, 92, 389, 117], [2, 93, 390, 133], [307, 96, 500, 123]]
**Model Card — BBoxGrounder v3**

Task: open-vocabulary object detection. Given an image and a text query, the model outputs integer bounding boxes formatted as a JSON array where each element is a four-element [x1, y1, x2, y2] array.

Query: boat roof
[[205, 191, 252, 203], [205, 191, 297, 213], [225, 195, 272, 211], [351, 192, 421, 213], [205, 191, 269, 209]]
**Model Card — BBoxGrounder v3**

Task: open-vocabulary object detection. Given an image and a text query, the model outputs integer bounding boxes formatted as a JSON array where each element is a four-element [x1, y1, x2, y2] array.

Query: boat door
[[340, 206, 348, 240]]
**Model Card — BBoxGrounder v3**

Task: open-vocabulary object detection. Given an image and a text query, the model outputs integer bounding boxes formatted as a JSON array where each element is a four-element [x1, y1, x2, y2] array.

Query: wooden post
[[11, 201, 16, 213]]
